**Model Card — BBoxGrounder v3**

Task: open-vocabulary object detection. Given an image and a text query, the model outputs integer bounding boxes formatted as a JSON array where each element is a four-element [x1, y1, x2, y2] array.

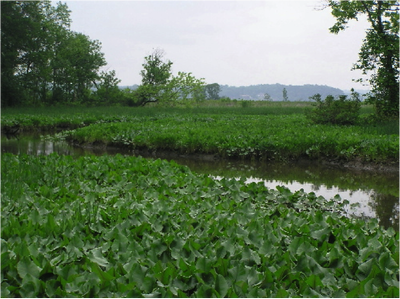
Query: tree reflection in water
[[370, 192, 399, 230]]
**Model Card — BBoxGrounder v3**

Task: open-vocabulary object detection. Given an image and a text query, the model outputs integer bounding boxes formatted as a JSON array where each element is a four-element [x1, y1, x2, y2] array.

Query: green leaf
[[358, 258, 376, 276], [310, 227, 331, 241], [276, 288, 289, 297], [196, 257, 212, 273], [17, 257, 42, 279], [260, 240, 277, 257], [215, 274, 229, 297], [19, 274, 41, 298], [228, 264, 247, 283], [306, 274, 323, 288], [1, 282, 10, 298], [379, 252, 398, 272], [87, 248, 109, 267]]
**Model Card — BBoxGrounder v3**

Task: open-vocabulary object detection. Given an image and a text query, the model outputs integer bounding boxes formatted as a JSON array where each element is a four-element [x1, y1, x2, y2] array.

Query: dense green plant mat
[[0, 104, 387, 131], [66, 113, 398, 163], [2, 106, 398, 164], [2, 153, 399, 297]]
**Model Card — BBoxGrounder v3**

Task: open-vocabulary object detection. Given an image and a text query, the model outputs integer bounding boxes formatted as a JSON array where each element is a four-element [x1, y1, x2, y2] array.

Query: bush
[[307, 90, 361, 125]]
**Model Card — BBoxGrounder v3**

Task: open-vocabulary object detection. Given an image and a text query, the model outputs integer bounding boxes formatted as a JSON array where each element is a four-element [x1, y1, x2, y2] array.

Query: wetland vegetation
[[2, 0, 399, 297], [1, 103, 399, 297]]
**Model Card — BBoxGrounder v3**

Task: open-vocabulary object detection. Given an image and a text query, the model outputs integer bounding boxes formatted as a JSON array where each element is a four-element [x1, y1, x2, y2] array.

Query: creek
[[1, 132, 399, 230]]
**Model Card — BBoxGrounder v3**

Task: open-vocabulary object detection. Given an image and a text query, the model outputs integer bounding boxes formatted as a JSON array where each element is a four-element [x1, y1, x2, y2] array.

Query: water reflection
[[245, 177, 377, 218], [369, 192, 399, 230], [2, 133, 399, 230]]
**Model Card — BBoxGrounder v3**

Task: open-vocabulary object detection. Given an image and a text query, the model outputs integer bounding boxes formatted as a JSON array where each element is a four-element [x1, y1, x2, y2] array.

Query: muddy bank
[[73, 142, 399, 174]]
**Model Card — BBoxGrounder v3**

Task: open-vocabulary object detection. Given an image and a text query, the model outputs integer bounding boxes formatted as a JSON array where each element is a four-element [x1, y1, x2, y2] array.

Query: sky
[[64, 0, 371, 91]]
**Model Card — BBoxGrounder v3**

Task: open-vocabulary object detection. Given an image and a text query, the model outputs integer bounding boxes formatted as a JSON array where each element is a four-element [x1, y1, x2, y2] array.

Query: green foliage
[[1, 106, 397, 163], [92, 70, 123, 105], [283, 88, 289, 101], [204, 83, 221, 100], [136, 49, 205, 106], [1, 153, 399, 297], [328, 0, 399, 118], [307, 91, 362, 125], [138, 49, 173, 106], [61, 111, 397, 163], [1, 0, 106, 107]]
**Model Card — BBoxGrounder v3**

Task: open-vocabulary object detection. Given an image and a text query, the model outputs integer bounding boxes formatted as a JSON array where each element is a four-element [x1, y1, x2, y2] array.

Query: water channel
[[2, 132, 399, 230]]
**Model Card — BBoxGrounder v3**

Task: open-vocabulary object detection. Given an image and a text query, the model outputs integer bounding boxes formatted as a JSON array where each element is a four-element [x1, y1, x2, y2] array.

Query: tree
[[1, 0, 107, 107], [93, 70, 122, 105], [135, 49, 205, 106], [136, 49, 173, 105], [1, 1, 54, 106], [282, 88, 289, 101], [54, 32, 106, 103], [327, 1, 399, 118], [264, 93, 273, 101], [163, 72, 206, 104], [204, 83, 221, 100]]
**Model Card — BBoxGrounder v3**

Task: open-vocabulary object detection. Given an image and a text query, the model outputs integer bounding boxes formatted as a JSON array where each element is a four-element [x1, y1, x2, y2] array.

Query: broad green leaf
[[87, 248, 109, 267], [378, 251, 398, 272], [358, 258, 375, 276], [19, 274, 41, 298], [276, 288, 289, 298], [196, 257, 212, 273], [215, 274, 229, 297], [17, 257, 42, 279], [306, 274, 323, 288], [1, 282, 10, 298], [1, 252, 11, 272], [195, 284, 213, 297], [310, 227, 331, 241]]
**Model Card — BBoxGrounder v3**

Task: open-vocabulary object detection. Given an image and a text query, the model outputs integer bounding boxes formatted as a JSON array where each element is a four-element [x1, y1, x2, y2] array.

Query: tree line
[[2, 1, 398, 118], [218, 84, 346, 101]]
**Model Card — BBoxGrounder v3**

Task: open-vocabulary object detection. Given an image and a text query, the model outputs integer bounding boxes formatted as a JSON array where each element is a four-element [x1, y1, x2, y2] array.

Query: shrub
[[307, 90, 361, 125]]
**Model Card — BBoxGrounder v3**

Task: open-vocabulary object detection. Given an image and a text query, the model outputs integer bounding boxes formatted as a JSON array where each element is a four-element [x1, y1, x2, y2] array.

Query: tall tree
[[204, 83, 221, 100], [1, 0, 107, 106], [54, 32, 106, 103], [328, 1, 399, 118], [282, 88, 289, 101], [2, 1, 46, 106], [135, 49, 204, 106]]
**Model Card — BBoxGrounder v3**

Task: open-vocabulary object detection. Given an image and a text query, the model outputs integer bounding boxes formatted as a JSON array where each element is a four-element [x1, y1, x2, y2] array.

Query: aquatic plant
[[1, 153, 399, 297], [66, 113, 399, 163]]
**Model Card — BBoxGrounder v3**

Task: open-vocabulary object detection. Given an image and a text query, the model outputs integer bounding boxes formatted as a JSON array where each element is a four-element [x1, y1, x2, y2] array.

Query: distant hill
[[118, 83, 369, 101], [219, 84, 346, 101]]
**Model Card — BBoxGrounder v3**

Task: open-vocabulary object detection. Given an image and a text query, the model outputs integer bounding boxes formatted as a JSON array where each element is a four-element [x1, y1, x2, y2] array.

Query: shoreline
[[74, 142, 399, 174]]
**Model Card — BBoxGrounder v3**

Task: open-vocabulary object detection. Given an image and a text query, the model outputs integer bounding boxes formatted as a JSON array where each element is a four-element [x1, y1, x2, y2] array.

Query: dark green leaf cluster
[[0, 1, 123, 107], [307, 92, 361, 125], [1, 154, 399, 297], [328, 0, 399, 118], [132, 50, 206, 107]]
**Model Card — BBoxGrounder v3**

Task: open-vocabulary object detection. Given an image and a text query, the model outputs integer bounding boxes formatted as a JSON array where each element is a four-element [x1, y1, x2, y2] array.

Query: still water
[[2, 133, 399, 230]]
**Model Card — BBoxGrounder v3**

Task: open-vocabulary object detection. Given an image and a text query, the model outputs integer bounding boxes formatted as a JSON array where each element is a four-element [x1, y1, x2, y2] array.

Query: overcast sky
[[64, 0, 371, 91]]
